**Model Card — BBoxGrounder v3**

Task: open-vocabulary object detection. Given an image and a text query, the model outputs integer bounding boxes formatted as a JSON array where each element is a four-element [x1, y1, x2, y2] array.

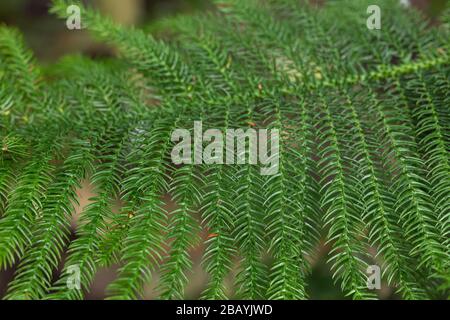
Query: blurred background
[[0, 0, 447, 62], [0, 0, 447, 300], [0, 0, 212, 62]]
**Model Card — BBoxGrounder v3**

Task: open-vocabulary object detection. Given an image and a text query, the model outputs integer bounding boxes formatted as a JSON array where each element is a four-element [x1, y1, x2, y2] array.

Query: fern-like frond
[[0, 26, 42, 125], [4, 139, 95, 300], [106, 114, 179, 300], [369, 81, 447, 273], [0, 126, 64, 269], [0, 0, 448, 301]]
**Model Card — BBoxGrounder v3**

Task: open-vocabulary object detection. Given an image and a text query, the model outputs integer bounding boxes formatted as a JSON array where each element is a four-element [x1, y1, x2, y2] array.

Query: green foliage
[[0, 0, 449, 300]]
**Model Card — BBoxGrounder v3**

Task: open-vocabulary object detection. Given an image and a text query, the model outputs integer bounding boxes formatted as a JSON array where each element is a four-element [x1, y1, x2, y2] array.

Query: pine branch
[[4, 139, 95, 300], [47, 119, 131, 300], [369, 81, 447, 273], [314, 89, 376, 299], [106, 113, 181, 300], [343, 84, 427, 299], [0, 126, 64, 270], [51, 0, 193, 99]]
